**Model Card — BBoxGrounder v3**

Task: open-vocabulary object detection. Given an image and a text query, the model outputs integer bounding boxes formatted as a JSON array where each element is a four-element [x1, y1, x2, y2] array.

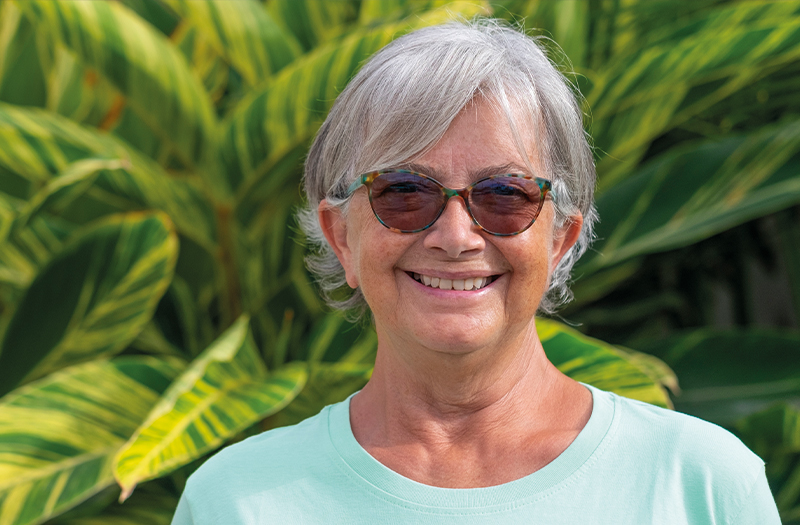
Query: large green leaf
[[171, 23, 229, 104], [0, 2, 46, 108], [493, 0, 590, 69], [581, 119, 800, 274], [114, 315, 307, 499], [16, 158, 132, 228], [358, 0, 458, 25], [0, 356, 183, 525], [0, 104, 216, 252], [39, 44, 121, 131], [537, 318, 674, 408], [55, 482, 177, 525], [268, 0, 359, 52], [0, 212, 178, 395], [0, 212, 71, 296], [637, 328, 800, 426], [588, 1, 800, 188], [266, 362, 372, 429], [163, 0, 301, 87], [739, 403, 800, 456], [737, 403, 800, 519], [15, 0, 218, 181], [220, 1, 489, 221]]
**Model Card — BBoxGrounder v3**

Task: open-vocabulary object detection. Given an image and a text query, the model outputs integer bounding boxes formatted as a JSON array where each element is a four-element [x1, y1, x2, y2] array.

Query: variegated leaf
[[171, 23, 229, 103], [266, 362, 372, 429], [220, 1, 490, 220], [0, 1, 47, 109], [581, 118, 800, 274], [588, 1, 800, 189], [55, 482, 177, 525], [0, 357, 183, 525], [268, 0, 358, 51], [15, 0, 219, 185], [358, 0, 456, 25], [0, 212, 178, 394], [114, 315, 307, 499], [0, 103, 216, 252], [537, 318, 674, 408], [163, 0, 301, 86], [0, 212, 71, 294]]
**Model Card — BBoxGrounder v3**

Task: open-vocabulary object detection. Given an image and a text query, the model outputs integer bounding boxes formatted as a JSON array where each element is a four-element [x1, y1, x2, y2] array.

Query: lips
[[407, 272, 497, 291]]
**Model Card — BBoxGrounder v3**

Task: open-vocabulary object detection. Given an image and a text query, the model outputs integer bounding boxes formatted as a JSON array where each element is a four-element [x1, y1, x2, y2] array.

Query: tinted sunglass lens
[[370, 172, 444, 231], [470, 177, 543, 234]]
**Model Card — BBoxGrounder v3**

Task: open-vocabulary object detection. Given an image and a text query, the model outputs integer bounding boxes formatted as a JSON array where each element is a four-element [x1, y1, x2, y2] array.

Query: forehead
[[401, 98, 543, 183]]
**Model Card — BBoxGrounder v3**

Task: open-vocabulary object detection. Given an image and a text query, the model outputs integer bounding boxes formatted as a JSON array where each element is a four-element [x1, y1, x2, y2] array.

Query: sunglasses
[[346, 169, 553, 236]]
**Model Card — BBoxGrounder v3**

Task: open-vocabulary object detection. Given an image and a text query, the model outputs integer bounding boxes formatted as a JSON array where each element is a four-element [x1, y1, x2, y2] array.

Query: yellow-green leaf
[[589, 1, 800, 188], [114, 316, 307, 499], [15, 0, 218, 180], [0, 212, 178, 395], [220, 1, 489, 219], [0, 356, 183, 525], [537, 318, 675, 407], [269, 0, 358, 51], [266, 362, 372, 429], [172, 22, 229, 103], [582, 118, 800, 274], [0, 103, 217, 253], [163, 0, 302, 86]]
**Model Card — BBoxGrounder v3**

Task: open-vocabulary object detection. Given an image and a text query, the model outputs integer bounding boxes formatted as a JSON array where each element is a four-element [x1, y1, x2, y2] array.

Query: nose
[[422, 196, 485, 258]]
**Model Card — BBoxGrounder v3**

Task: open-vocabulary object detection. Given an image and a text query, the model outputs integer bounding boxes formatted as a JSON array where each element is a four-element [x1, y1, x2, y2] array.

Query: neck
[[349, 319, 591, 488], [351, 319, 574, 450]]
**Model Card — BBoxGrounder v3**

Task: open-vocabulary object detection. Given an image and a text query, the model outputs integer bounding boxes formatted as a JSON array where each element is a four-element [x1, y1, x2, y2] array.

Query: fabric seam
[[726, 463, 770, 525], [325, 389, 620, 516]]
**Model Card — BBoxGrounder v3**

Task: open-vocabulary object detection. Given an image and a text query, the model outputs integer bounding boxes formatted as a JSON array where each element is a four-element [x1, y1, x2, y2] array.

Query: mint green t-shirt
[[172, 385, 780, 524]]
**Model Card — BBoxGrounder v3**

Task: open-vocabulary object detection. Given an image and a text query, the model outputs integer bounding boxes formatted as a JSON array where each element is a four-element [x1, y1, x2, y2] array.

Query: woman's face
[[321, 99, 582, 355]]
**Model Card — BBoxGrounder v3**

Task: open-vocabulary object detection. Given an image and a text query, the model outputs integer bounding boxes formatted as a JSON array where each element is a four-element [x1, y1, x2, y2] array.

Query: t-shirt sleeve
[[171, 492, 196, 525], [731, 466, 780, 525]]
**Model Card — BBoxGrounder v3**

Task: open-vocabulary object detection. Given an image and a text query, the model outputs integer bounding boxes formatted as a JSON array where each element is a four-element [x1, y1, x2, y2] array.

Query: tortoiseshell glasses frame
[[346, 169, 553, 236]]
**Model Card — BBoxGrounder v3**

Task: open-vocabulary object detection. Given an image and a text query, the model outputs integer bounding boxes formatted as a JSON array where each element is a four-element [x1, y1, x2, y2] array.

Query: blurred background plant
[[0, 0, 798, 523]]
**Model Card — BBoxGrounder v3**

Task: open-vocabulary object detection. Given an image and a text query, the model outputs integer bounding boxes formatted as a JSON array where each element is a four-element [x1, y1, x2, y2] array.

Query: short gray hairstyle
[[298, 18, 597, 319]]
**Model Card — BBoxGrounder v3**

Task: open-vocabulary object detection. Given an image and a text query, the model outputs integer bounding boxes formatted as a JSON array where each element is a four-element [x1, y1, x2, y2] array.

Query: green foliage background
[[0, 0, 798, 523]]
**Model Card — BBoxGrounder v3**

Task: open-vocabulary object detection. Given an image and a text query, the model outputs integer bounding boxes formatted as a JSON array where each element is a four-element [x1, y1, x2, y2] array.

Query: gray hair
[[298, 18, 597, 319]]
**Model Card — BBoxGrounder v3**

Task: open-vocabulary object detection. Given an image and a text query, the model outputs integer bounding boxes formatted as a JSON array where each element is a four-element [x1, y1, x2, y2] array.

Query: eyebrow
[[399, 162, 532, 182]]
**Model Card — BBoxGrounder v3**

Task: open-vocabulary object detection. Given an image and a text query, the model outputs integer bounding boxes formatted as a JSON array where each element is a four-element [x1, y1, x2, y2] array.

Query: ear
[[318, 199, 359, 289], [550, 212, 583, 273]]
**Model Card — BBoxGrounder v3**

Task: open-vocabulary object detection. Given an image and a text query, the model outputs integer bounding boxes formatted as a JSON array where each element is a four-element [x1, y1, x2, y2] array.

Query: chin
[[410, 313, 501, 354]]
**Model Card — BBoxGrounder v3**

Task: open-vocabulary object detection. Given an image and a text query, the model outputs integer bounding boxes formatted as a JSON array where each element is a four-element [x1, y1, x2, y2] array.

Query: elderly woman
[[173, 20, 779, 524]]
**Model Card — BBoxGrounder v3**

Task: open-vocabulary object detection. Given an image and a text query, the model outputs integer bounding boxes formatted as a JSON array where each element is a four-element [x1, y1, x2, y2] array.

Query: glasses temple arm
[[346, 174, 367, 196]]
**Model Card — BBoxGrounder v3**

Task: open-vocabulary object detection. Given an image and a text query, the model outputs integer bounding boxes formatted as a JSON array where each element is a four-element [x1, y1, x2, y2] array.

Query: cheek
[[347, 221, 410, 300], [342, 202, 379, 288], [506, 230, 556, 310]]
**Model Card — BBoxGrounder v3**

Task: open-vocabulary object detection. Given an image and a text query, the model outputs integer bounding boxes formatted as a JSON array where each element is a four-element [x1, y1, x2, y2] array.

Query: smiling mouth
[[406, 272, 498, 291]]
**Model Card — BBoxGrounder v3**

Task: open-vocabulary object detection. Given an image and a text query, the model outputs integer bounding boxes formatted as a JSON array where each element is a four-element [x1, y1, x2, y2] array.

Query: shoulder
[[577, 388, 779, 523], [608, 390, 762, 471], [600, 389, 768, 511]]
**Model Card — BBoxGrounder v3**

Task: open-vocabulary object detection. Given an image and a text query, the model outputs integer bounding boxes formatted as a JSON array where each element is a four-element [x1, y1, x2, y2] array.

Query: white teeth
[[412, 273, 492, 291]]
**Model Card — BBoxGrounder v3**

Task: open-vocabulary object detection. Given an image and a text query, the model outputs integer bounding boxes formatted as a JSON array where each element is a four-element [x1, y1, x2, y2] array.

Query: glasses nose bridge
[[439, 186, 479, 226]]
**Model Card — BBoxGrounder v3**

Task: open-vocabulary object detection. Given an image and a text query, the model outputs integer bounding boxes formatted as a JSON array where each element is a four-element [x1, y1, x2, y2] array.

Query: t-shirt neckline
[[325, 383, 617, 511]]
